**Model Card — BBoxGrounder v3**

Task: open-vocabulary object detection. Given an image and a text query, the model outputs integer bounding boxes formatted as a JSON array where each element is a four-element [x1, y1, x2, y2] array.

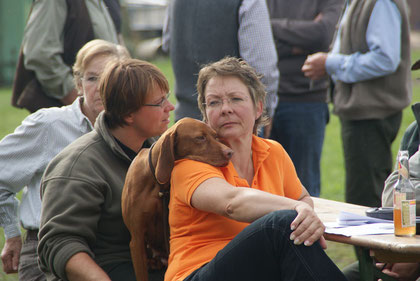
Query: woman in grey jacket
[[38, 59, 174, 281]]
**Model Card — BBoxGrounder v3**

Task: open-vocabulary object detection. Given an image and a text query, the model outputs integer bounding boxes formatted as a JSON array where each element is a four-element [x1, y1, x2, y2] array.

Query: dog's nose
[[224, 149, 234, 159]]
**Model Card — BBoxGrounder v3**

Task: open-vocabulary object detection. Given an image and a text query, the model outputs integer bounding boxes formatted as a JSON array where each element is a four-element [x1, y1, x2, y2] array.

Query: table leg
[[356, 247, 397, 281]]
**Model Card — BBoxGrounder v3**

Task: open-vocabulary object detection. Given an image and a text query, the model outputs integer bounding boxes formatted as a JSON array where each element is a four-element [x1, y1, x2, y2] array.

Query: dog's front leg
[[130, 232, 149, 281]]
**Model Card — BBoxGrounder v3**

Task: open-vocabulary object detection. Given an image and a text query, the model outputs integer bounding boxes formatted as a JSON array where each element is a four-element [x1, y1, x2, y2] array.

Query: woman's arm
[[191, 178, 325, 246], [66, 252, 111, 281], [38, 176, 104, 279], [297, 186, 313, 207]]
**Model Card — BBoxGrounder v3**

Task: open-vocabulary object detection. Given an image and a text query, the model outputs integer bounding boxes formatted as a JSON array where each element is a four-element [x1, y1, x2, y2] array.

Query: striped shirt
[[0, 98, 93, 239]]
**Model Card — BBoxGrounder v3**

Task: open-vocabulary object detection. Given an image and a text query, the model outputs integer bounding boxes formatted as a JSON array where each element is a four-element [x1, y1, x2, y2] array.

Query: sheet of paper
[[338, 211, 392, 226], [323, 211, 394, 236], [325, 222, 394, 237]]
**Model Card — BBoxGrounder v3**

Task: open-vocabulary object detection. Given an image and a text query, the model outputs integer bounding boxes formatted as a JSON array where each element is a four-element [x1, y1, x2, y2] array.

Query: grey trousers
[[18, 233, 46, 281]]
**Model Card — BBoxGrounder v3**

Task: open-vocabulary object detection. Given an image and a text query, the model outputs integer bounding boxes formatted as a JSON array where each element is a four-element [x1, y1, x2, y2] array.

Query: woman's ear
[[255, 100, 263, 120], [124, 113, 134, 125], [76, 80, 84, 96]]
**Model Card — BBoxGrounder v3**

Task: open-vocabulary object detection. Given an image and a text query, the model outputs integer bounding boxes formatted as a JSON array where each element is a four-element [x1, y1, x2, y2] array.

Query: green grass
[[0, 89, 29, 138], [1, 52, 420, 279], [153, 57, 177, 124]]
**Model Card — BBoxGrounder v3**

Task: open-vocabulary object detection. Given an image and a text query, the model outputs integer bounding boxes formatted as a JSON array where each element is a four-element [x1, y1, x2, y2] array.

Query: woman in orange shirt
[[166, 57, 346, 281]]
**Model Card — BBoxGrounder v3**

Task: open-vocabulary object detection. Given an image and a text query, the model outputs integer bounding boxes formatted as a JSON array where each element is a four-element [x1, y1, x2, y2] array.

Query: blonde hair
[[197, 57, 268, 133], [73, 39, 130, 94]]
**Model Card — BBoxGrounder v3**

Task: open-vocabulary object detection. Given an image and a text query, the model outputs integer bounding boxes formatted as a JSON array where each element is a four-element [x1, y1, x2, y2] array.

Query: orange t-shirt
[[165, 135, 303, 281]]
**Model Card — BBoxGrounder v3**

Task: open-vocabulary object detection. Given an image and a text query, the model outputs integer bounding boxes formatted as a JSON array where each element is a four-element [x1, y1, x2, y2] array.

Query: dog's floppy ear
[[155, 130, 176, 184]]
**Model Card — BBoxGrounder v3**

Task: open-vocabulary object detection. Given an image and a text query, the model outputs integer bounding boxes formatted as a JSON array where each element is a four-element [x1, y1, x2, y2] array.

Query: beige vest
[[333, 0, 411, 120]]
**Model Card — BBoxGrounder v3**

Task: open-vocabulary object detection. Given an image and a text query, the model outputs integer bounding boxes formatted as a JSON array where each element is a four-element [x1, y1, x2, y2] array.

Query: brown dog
[[122, 118, 233, 281]]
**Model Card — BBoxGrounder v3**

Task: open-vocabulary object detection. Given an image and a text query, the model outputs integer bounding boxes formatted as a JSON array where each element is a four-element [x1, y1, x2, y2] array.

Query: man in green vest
[[302, 0, 412, 208]]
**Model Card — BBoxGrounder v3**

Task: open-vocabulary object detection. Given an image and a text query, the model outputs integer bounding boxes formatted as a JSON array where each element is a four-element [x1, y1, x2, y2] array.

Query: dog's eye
[[195, 136, 206, 142]]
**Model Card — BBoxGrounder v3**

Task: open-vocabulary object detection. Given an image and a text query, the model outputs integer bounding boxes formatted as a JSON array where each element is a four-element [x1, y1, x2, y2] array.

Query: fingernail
[[294, 239, 301, 245], [290, 234, 295, 240], [304, 241, 311, 246], [290, 225, 296, 231]]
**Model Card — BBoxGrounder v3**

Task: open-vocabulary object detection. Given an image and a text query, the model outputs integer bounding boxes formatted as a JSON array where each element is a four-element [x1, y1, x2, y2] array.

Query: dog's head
[[154, 118, 233, 184]]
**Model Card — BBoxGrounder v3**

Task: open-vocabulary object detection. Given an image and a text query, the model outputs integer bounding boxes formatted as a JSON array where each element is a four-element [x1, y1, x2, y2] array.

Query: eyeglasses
[[203, 95, 248, 110], [144, 92, 171, 108]]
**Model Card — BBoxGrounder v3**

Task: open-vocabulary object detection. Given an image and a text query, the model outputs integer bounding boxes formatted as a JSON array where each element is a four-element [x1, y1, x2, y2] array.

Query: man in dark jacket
[[266, 0, 344, 196]]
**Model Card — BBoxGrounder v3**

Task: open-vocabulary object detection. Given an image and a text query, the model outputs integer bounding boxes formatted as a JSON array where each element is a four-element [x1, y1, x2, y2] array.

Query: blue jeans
[[184, 210, 346, 281], [270, 102, 329, 197]]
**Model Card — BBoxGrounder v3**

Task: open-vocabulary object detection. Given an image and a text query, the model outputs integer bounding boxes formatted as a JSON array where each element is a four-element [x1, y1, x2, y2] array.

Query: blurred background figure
[[302, 0, 412, 207], [266, 0, 344, 197], [162, 0, 279, 132], [12, 0, 123, 113]]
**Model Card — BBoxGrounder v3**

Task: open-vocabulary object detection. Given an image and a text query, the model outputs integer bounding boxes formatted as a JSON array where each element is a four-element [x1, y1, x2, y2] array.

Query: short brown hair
[[197, 57, 268, 133], [73, 39, 130, 94], [99, 58, 169, 128]]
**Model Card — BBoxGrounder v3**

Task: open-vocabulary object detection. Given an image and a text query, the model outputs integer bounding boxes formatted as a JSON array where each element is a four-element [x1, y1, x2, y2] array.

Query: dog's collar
[[148, 142, 169, 198]]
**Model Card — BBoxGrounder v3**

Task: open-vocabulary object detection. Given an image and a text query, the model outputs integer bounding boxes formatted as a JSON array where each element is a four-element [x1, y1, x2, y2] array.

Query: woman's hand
[[290, 201, 325, 247], [376, 263, 420, 281]]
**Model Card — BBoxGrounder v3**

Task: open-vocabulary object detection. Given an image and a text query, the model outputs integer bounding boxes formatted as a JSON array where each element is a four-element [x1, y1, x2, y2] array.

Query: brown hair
[[197, 57, 268, 133], [99, 58, 169, 129], [73, 39, 130, 94]]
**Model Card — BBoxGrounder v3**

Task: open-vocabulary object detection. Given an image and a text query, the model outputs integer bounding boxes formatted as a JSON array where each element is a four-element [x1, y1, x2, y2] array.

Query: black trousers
[[184, 210, 347, 281], [103, 261, 165, 281], [340, 112, 402, 207]]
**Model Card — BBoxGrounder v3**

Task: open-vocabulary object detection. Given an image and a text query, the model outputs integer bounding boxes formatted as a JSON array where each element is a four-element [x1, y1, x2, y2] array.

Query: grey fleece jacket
[[38, 112, 134, 281]]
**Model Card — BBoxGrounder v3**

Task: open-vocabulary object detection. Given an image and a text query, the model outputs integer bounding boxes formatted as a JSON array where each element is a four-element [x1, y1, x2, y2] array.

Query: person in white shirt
[[0, 39, 129, 281]]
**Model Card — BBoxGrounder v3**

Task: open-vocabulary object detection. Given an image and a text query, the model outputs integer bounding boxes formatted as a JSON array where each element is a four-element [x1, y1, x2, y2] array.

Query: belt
[[25, 229, 39, 241]]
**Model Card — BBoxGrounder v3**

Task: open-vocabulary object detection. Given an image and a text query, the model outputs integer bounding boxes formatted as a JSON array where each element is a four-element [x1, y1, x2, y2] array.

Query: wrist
[[4, 224, 21, 240]]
